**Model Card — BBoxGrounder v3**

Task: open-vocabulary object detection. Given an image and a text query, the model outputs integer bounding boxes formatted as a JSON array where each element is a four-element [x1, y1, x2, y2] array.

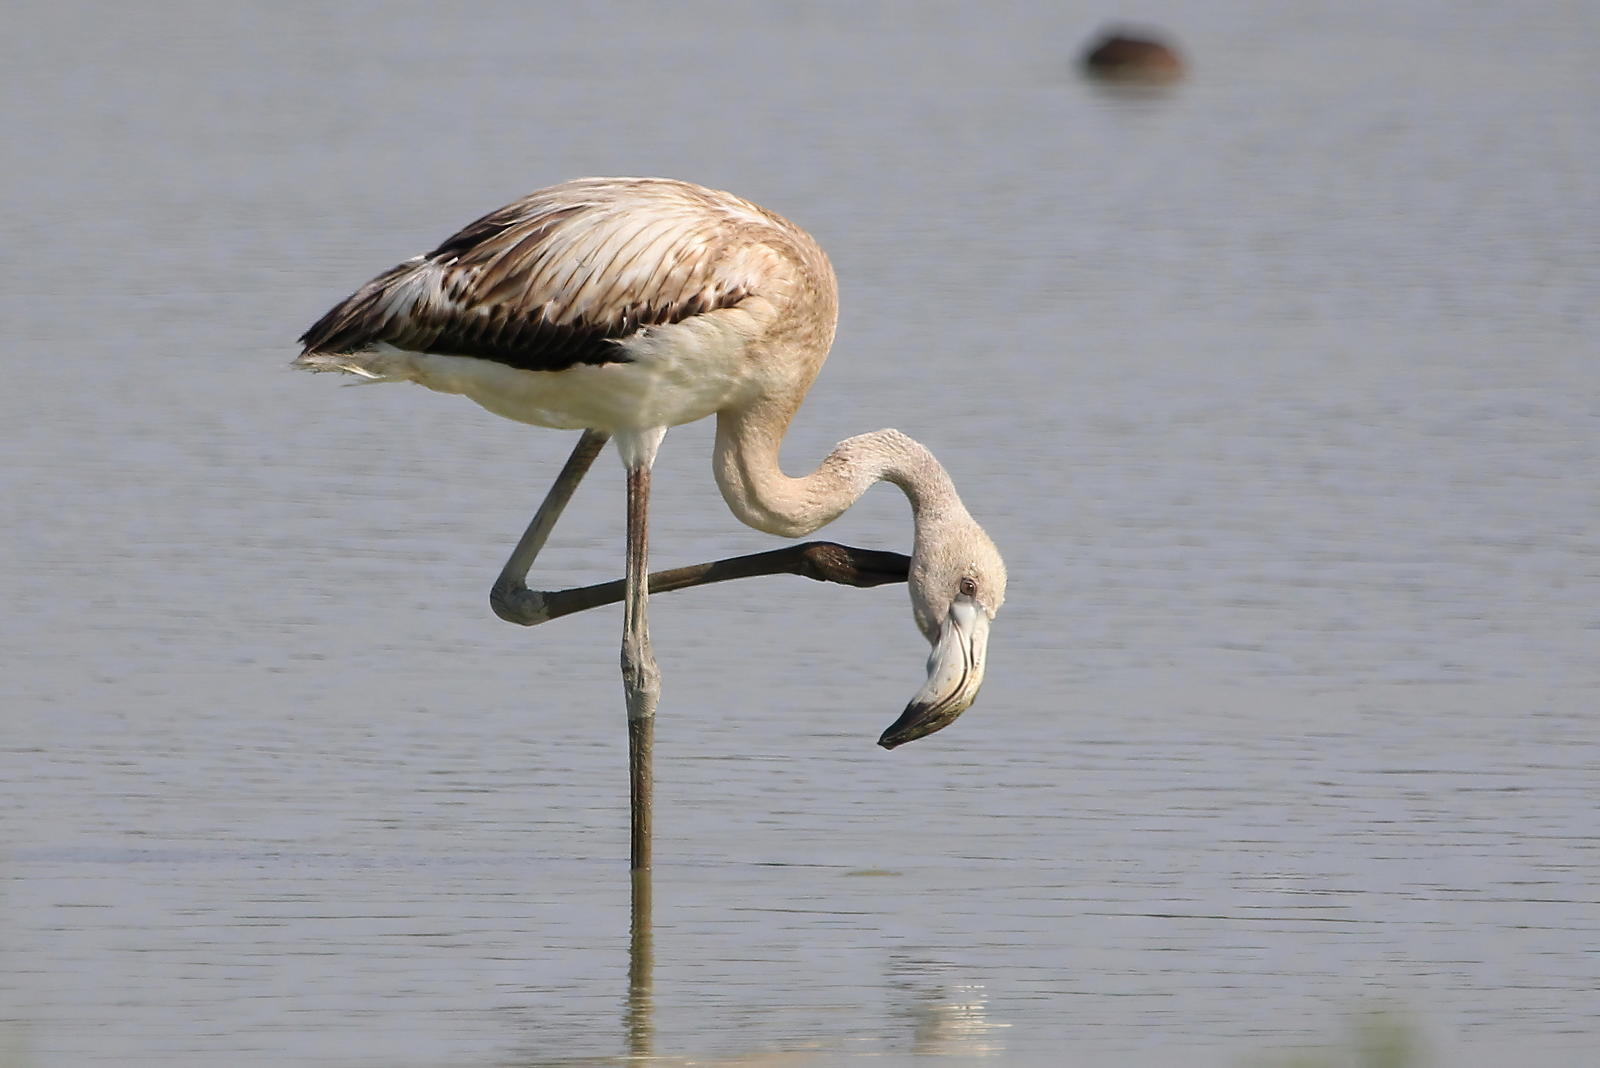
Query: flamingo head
[[879, 514, 1007, 749]]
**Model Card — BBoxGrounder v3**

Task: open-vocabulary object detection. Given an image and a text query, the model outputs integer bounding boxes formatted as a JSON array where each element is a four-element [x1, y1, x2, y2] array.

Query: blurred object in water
[[1080, 25, 1186, 85]]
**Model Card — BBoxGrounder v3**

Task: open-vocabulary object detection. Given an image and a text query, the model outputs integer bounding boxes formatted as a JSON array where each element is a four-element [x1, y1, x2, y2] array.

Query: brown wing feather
[[298, 179, 767, 372]]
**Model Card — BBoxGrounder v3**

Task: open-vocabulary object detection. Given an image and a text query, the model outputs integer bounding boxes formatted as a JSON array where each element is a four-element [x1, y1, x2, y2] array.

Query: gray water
[[3, 2, 1597, 1065]]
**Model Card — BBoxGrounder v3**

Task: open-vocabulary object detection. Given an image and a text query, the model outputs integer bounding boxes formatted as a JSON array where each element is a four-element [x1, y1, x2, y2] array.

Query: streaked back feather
[[298, 177, 804, 373]]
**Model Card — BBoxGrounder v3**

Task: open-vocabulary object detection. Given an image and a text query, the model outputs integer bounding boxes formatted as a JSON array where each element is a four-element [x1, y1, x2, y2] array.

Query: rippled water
[[3, 2, 1597, 1065]]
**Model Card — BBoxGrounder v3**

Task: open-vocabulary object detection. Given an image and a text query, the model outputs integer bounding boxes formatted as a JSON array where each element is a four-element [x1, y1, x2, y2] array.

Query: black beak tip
[[877, 704, 921, 750], [877, 702, 954, 750]]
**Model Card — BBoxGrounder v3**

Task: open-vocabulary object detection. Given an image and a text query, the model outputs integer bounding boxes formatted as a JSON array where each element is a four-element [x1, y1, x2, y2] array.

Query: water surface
[[2, 2, 1597, 1065]]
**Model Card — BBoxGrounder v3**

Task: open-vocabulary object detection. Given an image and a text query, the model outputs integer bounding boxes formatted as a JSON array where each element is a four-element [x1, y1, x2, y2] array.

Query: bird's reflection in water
[[625, 869, 653, 1059], [889, 954, 1011, 1056], [610, 910, 1008, 1064]]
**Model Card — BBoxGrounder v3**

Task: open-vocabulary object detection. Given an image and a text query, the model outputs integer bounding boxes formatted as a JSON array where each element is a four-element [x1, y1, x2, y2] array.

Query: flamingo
[[295, 177, 1007, 832]]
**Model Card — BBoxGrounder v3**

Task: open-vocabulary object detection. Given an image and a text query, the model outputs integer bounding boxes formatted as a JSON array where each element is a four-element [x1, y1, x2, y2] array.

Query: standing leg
[[622, 460, 660, 871]]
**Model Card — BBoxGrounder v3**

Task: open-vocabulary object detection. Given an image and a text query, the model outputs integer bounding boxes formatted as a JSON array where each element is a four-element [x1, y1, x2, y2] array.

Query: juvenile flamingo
[[296, 177, 1007, 861]]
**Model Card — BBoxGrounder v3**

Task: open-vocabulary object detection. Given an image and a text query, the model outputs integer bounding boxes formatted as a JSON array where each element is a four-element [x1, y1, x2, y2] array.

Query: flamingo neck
[[712, 405, 966, 540]]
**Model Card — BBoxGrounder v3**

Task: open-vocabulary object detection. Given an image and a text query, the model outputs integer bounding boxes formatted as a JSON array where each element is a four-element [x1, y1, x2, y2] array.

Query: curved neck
[[712, 403, 966, 539]]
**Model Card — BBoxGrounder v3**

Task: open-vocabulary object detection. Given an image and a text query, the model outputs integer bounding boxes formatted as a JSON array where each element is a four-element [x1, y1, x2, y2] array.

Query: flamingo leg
[[491, 430, 909, 629], [622, 461, 660, 871], [490, 429, 610, 624]]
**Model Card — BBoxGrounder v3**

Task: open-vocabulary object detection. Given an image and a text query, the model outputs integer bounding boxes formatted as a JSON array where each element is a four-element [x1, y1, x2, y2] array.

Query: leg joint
[[490, 580, 549, 625]]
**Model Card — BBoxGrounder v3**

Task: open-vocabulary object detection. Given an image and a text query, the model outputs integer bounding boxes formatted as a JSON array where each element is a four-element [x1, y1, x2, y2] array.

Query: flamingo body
[[297, 177, 1004, 751], [298, 177, 831, 442]]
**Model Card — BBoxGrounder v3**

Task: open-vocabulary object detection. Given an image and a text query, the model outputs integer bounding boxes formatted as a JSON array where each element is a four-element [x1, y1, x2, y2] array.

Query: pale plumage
[[296, 178, 1005, 781], [298, 177, 811, 380]]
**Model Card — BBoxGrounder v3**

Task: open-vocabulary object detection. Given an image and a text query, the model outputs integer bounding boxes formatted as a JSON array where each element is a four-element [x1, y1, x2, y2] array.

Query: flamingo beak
[[878, 596, 990, 749]]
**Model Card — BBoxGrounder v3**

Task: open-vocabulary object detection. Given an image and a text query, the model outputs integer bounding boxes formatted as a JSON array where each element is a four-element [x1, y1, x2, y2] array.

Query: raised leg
[[490, 429, 610, 624], [497, 541, 910, 626], [490, 424, 907, 629], [622, 462, 660, 871]]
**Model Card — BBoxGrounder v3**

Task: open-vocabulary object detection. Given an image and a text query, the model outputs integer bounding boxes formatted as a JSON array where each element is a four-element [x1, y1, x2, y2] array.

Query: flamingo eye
[[959, 577, 978, 598]]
